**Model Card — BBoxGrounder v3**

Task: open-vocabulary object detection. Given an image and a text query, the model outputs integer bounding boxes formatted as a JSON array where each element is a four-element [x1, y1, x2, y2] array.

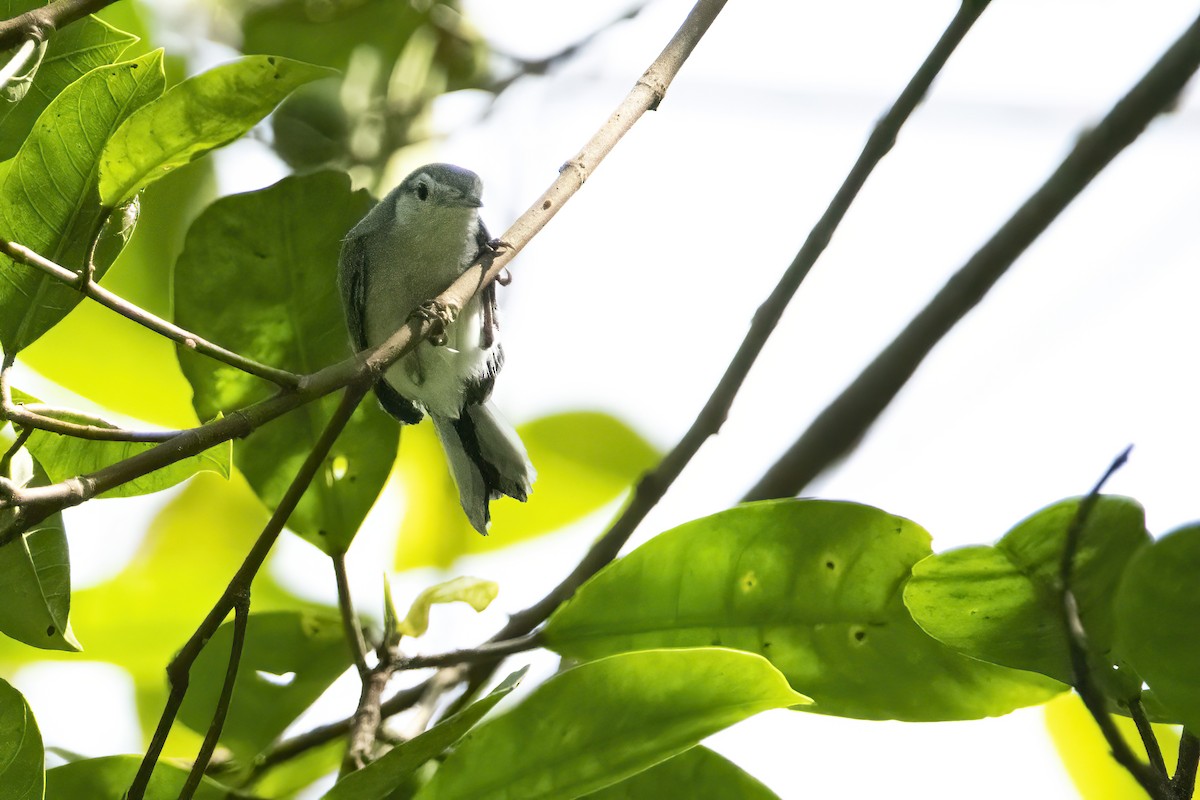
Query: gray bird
[[338, 163, 534, 534]]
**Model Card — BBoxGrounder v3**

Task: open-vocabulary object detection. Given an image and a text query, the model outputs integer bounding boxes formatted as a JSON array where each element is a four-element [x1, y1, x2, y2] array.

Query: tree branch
[[485, 0, 990, 654], [1128, 696, 1169, 780], [0, 0, 729, 541], [401, 633, 543, 671], [180, 587, 250, 800], [1059, 448, 1166, 799], [0, 239, 301, 389], [0, 0, 121, 51], [1173, 731, 1199, 799], [743, 7, 1200, 503], [333, 553, 371, 680], [126, 382, 370, 800]]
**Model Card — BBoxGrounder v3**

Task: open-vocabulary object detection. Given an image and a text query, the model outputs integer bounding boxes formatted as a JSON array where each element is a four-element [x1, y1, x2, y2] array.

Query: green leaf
[[581, 746, 779, 800], [0, 452, 79, 652], [99, 55, 334, 208], [1114, 523, 1200, 732], [241, 0, 430, 71], [395, 412, 659, 570], [415, 648, 804, 800], [19, 161, 214, 429], [544, 500, 1063, 721], [45, 755, 228, 799], [0, 16, 138, 160], [0, 678, 43, 800], [0, 50, 164, 352], [397, 576, 498, 638], [174, 171, 391, 553], [323, 667, 528, 800], [13, 389, 230, 498], [0, 38, 46, 104], [905, 496, 1149, 689], [178, 610, 352, 761]]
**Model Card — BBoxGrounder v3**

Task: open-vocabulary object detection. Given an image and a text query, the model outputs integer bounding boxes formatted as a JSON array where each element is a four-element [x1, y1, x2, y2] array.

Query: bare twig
[[0, 0, 121, 51], [180, 588, 250, 800], [1129, 696, 1170, 780], [0, 239, 301, 389], [743, 8, 1200, 503], [1173, 731, 1200, 799], [401, 633, 543, 671], [0, 427, 31, 477], [1059, 447, 1166, 799], [127, 382, 370, 800], [341, 643, 397, 775], [483, 2, 650, 95], [333, 553, 371, 680]]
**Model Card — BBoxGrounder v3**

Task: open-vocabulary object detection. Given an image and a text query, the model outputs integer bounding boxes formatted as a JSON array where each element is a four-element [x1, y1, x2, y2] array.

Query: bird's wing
[[339, 233, 370, 352]]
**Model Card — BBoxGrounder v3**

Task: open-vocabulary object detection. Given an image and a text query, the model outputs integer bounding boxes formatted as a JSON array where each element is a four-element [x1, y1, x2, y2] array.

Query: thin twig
[[0, 239, 301, 389], [333, 553, 371, 680], [180, 588, 250, 800], [743, 8, 1200, 503], [126, 382, 371, 800], [0, 37, 37, 92], [1129, 696, 1170, 780], [1059, 448, 1165, 799], [1173, 731, 1200, 799], [401, 632, 543, 671], [0, 0, 121, 51], [341, 643, 397, 776]]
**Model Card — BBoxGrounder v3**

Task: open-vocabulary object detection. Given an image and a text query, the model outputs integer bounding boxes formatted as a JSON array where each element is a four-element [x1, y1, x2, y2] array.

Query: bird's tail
[[432, 403, 535, 535]]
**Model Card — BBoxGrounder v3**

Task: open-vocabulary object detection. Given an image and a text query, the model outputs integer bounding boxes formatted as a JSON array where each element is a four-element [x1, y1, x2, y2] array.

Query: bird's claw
[[416, 299, 457, 346]]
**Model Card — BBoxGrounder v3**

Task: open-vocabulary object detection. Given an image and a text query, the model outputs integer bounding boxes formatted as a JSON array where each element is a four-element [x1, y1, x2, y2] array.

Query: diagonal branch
[[0, 0, 120, 51], [0, 239, 301, 389], [127, 381, 370, 800], [743, 7, 1200, 503]]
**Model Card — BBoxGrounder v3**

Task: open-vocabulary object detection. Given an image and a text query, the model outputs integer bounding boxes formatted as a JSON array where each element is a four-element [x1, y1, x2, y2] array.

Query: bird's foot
[[416, 299, 457, 346]]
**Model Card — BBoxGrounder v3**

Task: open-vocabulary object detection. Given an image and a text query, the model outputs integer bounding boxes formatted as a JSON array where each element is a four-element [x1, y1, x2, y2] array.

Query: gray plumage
[[338, 163, 534, 534]]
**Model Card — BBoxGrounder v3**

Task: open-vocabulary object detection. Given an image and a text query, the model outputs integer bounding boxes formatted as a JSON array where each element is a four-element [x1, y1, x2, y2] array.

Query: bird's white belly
[[373, 294, 490, 419]]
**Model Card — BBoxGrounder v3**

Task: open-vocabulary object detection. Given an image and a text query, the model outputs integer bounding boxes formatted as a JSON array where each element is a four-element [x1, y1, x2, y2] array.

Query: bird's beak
[[450, 192, 483, 208]]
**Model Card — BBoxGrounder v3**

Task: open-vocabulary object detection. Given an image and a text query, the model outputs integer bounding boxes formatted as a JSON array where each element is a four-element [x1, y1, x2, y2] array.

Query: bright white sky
[[15, 1, 1200, 797]]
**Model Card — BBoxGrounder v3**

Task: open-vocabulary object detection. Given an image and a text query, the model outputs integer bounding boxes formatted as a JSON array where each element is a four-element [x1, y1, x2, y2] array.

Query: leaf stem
[[126, 382, 370, 800], [1129, 696, 1169, 779]]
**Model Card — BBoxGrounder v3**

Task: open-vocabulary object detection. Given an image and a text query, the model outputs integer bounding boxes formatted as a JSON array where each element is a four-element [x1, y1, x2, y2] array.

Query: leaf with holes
[[0, 50, 163, 352], [0, 678, 43, 800], [414, 648, 805, 800], [99, 55, 333, 208], [0, 13, 139, 160], [178, 610, 352, 761], [544, 500, 1063, 721], [905, 496, 1149, 693], [323, 667, 528, 800], [174, 171, 392, 553]]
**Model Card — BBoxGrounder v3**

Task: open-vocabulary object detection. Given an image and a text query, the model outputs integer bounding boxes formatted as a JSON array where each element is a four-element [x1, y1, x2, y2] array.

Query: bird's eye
[[416, 183, 429, 201]]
